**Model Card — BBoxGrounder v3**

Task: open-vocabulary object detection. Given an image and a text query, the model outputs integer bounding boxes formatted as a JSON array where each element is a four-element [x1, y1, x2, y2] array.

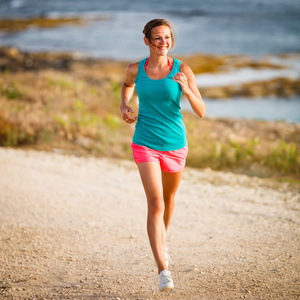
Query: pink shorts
[[131, 143, 188, 173]]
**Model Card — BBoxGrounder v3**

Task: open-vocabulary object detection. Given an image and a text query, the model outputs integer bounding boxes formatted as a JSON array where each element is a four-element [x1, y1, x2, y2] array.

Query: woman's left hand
[[174, 63, 206, 118], [173, 72, 190, 95]]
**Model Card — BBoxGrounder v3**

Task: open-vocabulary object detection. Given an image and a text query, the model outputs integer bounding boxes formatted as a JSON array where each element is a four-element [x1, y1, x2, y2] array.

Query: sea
[[0, 0, 300, 122]]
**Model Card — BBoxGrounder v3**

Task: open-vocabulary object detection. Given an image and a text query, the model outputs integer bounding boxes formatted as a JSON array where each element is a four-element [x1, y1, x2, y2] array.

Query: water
[[181, 97, 300, 123], [0, 0, 299, 123], [192, 54, 300, 123], [195, 62, 300, 88], [0, 0, 299, 59]]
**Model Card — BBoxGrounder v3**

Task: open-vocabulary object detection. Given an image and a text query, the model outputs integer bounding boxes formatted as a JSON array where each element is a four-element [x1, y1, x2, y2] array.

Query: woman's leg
[[137, 162, 167, 274], [162, 170, 182, 232]]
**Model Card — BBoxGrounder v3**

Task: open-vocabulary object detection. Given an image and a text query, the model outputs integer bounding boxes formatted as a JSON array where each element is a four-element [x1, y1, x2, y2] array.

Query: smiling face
[[144, 25, 172, 55]]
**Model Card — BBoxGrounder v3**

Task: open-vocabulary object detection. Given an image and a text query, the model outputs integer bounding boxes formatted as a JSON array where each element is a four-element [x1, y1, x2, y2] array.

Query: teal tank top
[[133, 57, 187, 151]]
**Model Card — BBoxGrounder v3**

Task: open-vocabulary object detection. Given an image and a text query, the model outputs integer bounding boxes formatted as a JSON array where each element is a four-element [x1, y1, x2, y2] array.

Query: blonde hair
[[143, 19, 177, 51]]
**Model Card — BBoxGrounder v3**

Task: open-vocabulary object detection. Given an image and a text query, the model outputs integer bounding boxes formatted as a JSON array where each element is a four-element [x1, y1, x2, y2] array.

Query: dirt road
[[0, 148, 299, 299]]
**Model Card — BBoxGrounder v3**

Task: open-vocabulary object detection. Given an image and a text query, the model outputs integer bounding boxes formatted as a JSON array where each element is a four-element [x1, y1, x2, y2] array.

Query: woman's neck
[[147, 55, 169, 69], [146, 55, 173, 71]]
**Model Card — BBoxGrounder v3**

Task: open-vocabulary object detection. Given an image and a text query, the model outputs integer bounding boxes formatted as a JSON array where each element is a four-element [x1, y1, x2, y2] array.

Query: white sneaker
[[165, 246, 171, 269], [158, 270, 174, 292]]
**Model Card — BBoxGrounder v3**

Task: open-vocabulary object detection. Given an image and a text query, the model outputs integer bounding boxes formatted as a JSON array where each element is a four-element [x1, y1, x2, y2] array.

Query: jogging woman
[[120, 18, 205, 292]]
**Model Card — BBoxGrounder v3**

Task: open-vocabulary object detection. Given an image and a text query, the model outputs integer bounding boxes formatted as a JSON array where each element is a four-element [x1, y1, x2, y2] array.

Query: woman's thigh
[[161, 170, 182, 200], [137, 162, 163, 203]]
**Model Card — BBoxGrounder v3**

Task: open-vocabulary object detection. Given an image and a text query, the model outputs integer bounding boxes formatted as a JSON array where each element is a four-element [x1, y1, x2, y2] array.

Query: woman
[[120, 19, 205, 292]]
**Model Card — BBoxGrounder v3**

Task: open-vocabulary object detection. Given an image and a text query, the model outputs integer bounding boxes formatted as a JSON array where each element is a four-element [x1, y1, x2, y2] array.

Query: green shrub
[[0, 83, 22, 99]]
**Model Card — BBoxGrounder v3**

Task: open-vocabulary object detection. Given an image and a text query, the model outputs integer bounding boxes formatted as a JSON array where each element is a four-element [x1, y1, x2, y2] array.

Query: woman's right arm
[[120, 63, 139, 123]]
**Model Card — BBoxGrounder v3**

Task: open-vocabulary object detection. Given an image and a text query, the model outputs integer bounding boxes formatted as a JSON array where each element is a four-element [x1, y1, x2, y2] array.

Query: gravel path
[[0, 148, 299, 299]]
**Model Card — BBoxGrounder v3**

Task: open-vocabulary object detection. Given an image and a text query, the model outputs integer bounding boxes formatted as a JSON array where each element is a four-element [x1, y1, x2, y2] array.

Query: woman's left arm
[[173, 63, 206, 118]]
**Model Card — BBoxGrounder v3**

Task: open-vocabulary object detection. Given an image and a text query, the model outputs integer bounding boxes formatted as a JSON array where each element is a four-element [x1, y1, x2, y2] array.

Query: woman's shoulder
[[125, 62, 140, 83], [179, 61, 193, 74], [172, 57, 191, 72], [126, 61, 139, 74], [168, 57, 193, 74]]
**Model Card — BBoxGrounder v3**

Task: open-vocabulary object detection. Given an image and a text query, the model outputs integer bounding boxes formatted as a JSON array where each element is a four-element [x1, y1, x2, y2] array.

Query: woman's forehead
[[151, 25, 170, 36]]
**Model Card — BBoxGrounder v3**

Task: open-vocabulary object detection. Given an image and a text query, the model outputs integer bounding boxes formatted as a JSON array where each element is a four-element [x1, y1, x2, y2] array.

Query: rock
[[202, 87, 230, 99], [7, 47, 20, 58]]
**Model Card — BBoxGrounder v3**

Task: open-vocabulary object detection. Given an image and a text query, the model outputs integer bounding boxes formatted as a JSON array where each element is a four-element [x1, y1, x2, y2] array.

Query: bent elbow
[[196, 106, 206, 118], [202, 108, 206, 117]]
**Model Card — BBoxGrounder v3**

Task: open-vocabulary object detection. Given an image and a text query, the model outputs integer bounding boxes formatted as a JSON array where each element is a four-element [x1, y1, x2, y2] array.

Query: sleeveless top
[[132, 57, 187, 151]]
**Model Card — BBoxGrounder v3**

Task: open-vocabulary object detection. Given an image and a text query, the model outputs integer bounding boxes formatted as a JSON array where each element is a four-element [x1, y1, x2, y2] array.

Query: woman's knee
[[148, 197, 164, 215], [163, 194, 175, 206]]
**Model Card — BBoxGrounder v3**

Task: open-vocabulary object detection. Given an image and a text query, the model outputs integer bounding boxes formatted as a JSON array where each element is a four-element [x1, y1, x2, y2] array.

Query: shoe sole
[[160, 284, 174, 292]]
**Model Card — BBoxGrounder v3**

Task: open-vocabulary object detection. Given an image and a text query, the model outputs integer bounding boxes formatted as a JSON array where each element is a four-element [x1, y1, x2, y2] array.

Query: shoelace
[[157, 270, 172, 284]]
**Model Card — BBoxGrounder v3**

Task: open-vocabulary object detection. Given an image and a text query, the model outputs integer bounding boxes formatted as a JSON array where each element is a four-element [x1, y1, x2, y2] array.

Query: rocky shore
[[0, 15, 108, 32], [200, 77, 300, 99], [0, 46, 299, 180], [1, 46, 300, 99]]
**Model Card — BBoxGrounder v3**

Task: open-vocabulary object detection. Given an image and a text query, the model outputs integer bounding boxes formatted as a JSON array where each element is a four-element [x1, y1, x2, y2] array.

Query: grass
[[0, 83, 22, 99], [3, 128, 33, 147], [186, 135, 299, 178], [0, 52, 299, 181], [265, 142, 299, 176], [0, 116, 35, 147]]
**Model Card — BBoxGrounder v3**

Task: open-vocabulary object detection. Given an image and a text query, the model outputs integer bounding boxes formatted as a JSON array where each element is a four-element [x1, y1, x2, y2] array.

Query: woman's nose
[[160, 38, 167, 44]]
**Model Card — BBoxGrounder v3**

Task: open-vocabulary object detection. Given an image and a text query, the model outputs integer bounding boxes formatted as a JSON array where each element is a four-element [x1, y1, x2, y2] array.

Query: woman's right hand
[[121, 105, 137, 123], [120, 63, 139, 123]]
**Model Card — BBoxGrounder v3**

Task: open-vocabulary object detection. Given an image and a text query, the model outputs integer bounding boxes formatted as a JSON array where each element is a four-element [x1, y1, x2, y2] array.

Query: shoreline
[[0, 15, 109, 32], [0, 45, 299, 180], [1, 45, 299, 99]]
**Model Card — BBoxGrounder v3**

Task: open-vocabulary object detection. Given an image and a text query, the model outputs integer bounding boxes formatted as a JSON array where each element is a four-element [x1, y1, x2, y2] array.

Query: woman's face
[[146, 25, 172, 55]]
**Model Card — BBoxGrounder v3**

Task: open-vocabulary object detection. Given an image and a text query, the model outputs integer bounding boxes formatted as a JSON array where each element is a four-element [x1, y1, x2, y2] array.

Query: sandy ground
[[0, 148, 299, 299]]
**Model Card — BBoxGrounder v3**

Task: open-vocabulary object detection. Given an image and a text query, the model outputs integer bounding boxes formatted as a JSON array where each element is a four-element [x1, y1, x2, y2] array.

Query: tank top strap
[[172, 58, 181, 73], [145, 57, 149, 70], [144, 57, 173, 71], [168, 57, 173, 71]]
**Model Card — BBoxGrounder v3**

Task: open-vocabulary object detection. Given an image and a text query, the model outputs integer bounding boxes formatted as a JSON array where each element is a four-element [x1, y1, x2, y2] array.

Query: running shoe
[[158, 270, 174, 292]]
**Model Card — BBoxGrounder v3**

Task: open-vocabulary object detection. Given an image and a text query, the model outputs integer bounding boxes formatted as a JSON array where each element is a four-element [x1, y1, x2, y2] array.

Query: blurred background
[[1, 0, 300, 58], [0, 0, 299, 179]]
